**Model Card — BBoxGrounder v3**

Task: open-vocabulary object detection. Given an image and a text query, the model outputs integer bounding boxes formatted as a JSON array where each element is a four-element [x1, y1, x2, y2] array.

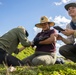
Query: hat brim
[[35, 22, 55, 28], [65, 3, 76, 10]]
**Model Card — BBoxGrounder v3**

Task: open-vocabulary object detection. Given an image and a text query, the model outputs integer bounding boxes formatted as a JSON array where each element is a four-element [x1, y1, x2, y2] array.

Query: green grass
[[0, 45, 76, 75], [0, 63, 76, 75]]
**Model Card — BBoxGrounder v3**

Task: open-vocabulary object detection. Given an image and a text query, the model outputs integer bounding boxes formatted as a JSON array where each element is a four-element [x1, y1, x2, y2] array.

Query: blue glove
[[33, 37, 40, 46]]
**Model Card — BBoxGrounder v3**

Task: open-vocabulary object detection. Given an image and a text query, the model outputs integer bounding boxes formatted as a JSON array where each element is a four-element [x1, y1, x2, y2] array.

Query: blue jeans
[[59, 44, 76, 62]]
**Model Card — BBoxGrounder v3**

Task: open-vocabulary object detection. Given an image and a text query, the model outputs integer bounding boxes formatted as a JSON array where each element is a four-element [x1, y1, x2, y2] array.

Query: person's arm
[[74, 30, 76, 38], [57, 34, 75, 44], [39, 33, 57, 44], [18, 28, 31, 47], [62, 36, 74, 44], [61, 29, 75, 36], [57, 24, 75, 44]]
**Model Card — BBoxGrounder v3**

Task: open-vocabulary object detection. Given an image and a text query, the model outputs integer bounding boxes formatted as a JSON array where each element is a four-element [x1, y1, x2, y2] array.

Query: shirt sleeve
[[17, 28, 31, 47], [62, 24, 75, 44]]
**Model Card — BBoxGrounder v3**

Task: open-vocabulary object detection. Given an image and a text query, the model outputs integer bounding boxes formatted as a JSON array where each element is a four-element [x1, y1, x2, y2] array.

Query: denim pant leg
[[59, 44, 76, 62]]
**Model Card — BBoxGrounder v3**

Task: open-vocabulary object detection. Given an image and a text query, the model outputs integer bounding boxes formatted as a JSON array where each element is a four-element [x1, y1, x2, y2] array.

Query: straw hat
[[65, 2, 76, 10], [35, 16, 55, 28]]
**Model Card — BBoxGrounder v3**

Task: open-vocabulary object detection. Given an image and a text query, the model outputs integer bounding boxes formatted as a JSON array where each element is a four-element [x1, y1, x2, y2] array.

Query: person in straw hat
[[22, 16, 57, 66], [56, 2, 76, 62]]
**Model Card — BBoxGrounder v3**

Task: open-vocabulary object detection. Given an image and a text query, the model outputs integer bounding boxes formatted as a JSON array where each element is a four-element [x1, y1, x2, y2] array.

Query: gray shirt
[[62, 23, 75, 44]]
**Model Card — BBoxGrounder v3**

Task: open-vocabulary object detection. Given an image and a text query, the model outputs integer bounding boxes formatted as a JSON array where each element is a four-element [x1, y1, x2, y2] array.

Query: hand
[[33, 37, 40, 46], [52, 34, 60, 40], [57, 35, 63, 40], [61, 29, 75, 36]]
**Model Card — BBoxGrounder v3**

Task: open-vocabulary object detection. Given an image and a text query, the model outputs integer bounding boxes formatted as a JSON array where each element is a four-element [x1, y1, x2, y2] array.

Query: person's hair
[[17, 26, 29, 37], [17, 26, 25, 29]]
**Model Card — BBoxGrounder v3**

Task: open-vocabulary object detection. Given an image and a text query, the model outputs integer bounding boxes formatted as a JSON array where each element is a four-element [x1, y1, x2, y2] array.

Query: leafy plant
[[0, 44, 76, 75]]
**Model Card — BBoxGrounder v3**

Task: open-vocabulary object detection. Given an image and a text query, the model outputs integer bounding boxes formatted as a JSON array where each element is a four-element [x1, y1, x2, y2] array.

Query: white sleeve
[[62, 24, 75, 44]]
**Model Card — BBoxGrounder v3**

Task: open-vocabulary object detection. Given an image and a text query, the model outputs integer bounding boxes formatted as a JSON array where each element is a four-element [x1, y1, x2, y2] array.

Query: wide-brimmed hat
[[35, 16, 55, 28], [65, 2, 76, 10]]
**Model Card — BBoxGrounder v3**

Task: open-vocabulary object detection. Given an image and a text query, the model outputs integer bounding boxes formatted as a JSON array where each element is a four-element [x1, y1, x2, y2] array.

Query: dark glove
[[25, 30, 29, 37], [33, 37, 40, 46]]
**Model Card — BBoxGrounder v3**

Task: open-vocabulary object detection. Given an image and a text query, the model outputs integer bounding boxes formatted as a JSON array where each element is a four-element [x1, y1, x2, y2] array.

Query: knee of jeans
[[59, 47, 65, 55]]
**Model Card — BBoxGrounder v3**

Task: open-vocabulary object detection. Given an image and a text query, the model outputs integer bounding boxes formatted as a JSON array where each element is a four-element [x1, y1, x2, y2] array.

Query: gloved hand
[[25, 30, 29, 37], [33, 37, 40, 46]]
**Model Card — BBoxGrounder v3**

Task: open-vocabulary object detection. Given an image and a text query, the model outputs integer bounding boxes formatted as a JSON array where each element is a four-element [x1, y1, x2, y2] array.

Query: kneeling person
[[22, 16, 57, 66]]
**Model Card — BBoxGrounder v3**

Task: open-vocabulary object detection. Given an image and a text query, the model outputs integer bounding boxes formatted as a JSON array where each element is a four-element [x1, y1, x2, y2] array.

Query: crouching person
[[0, 26, 31, 66], [22, 16, 57, 66]]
